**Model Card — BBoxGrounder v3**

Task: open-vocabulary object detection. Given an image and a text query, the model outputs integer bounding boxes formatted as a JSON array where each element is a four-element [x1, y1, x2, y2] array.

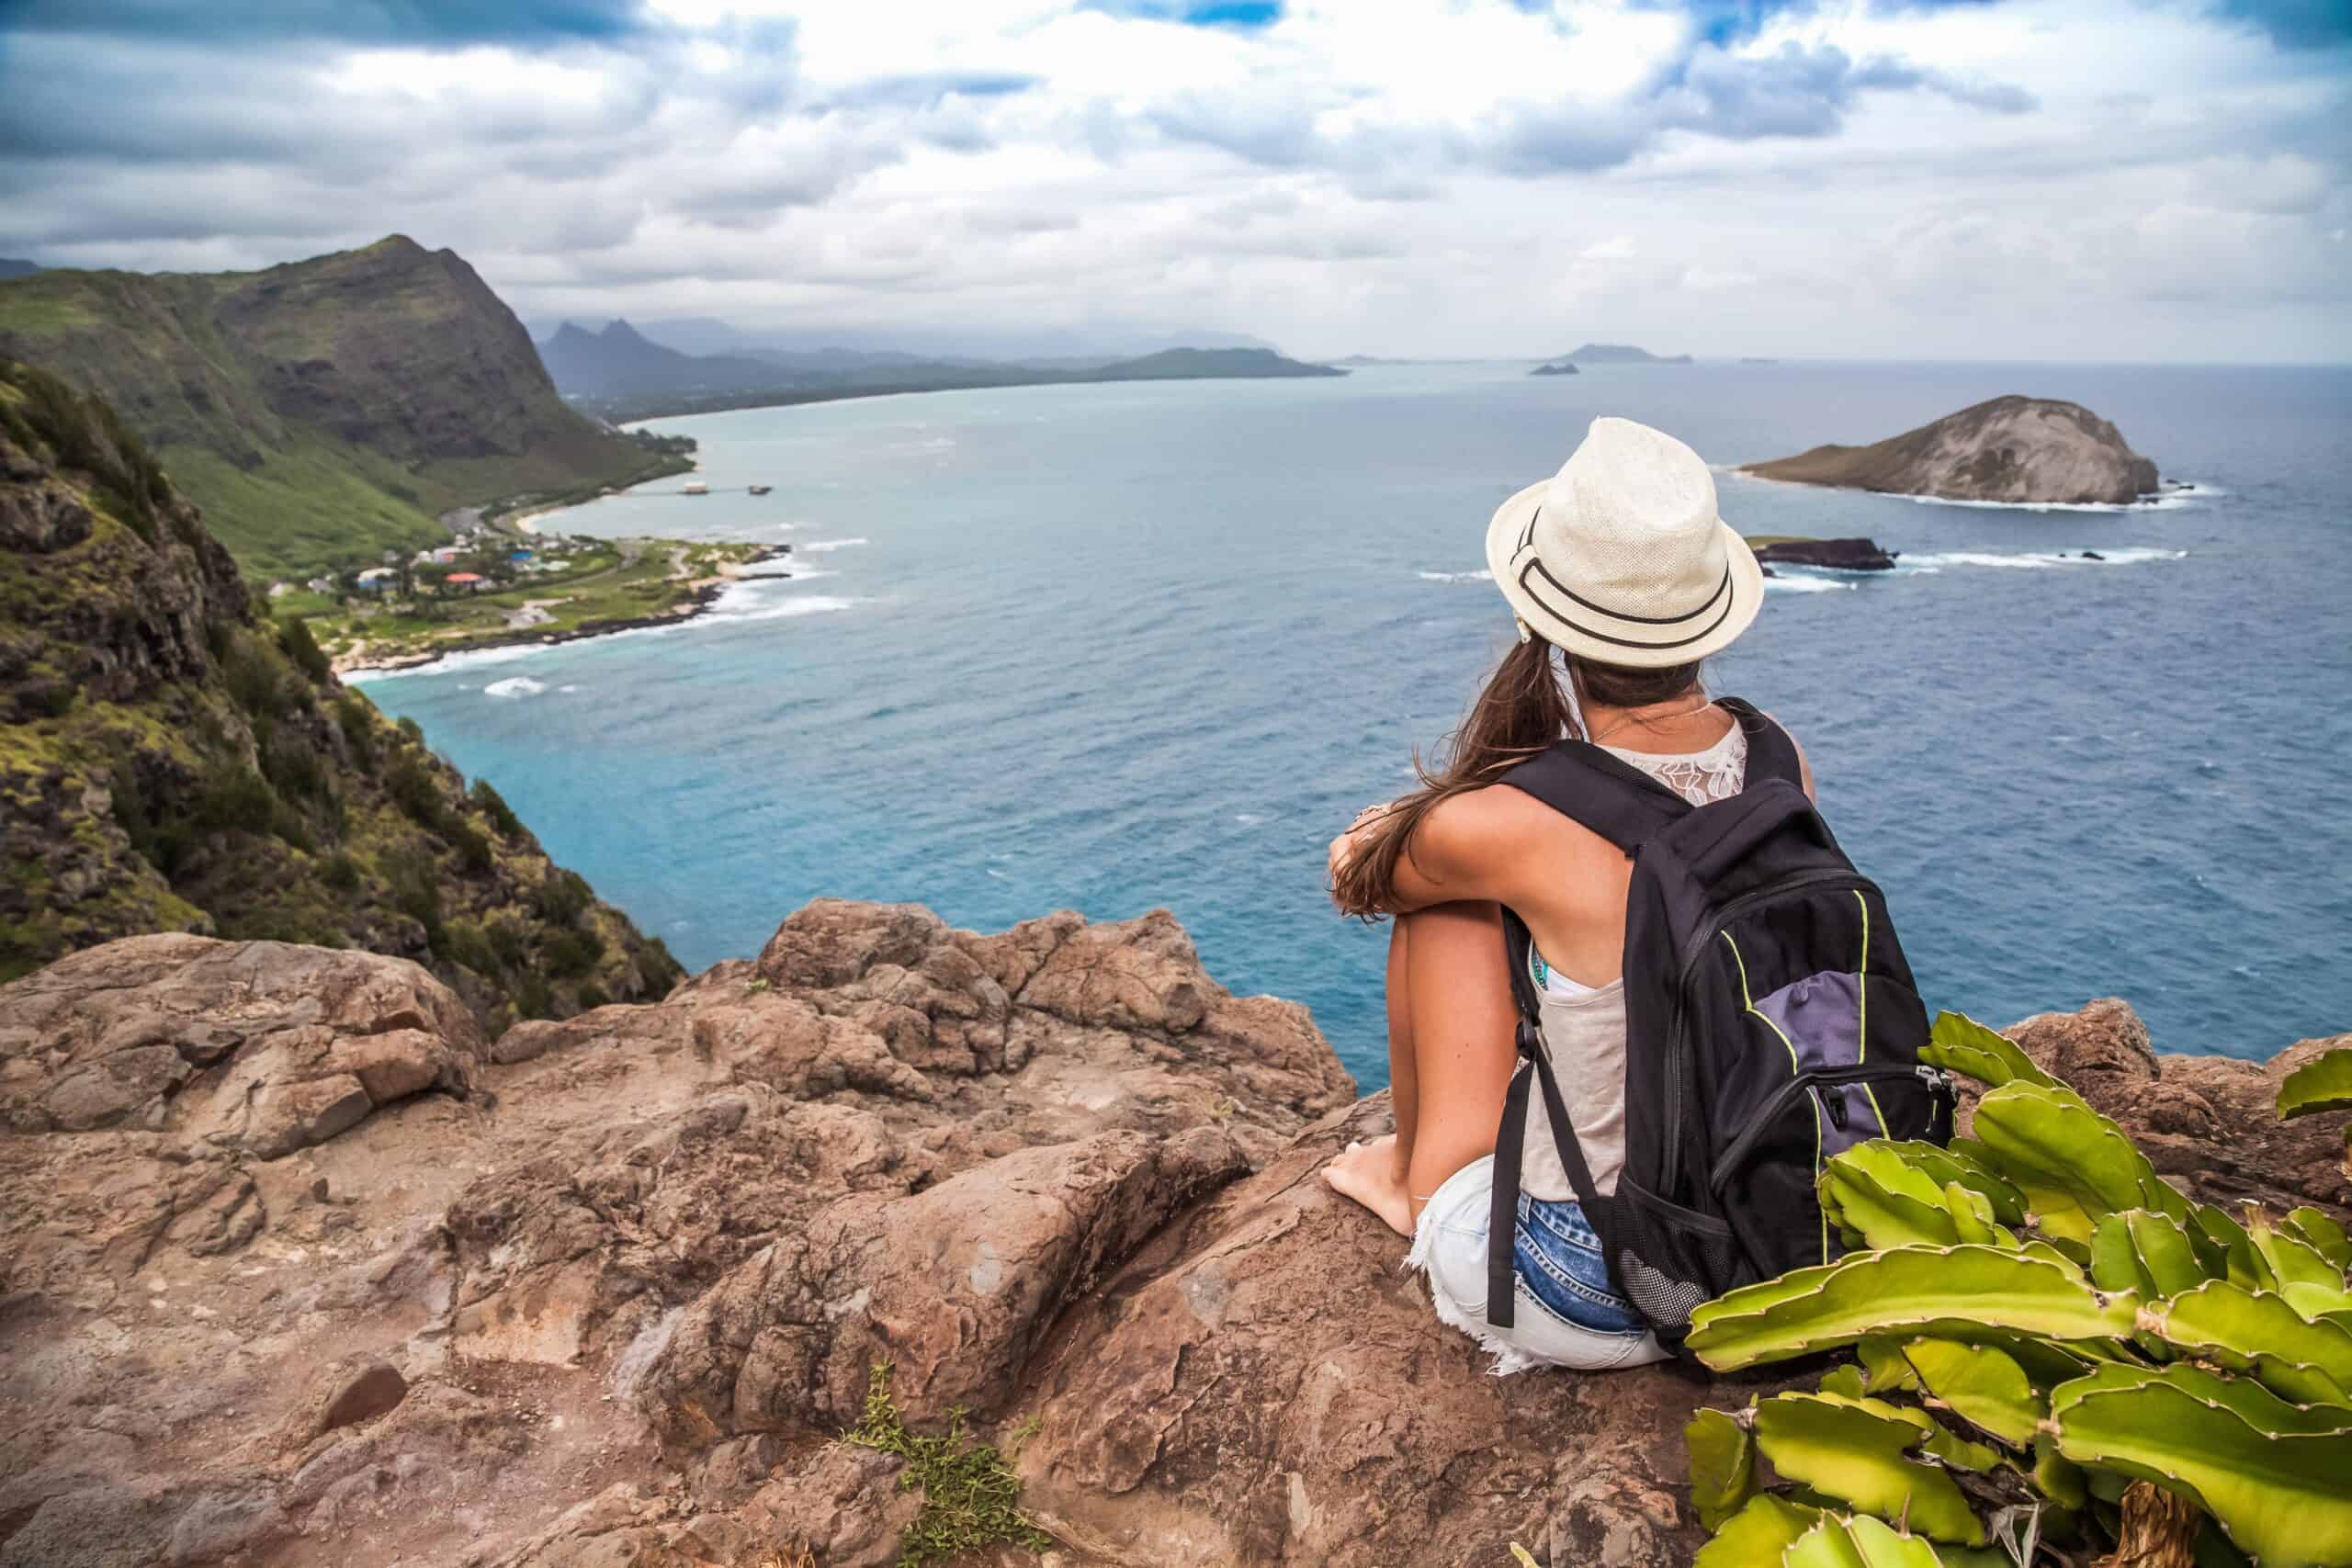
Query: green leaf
[[2278, 1048, 2352, 1122], [2285, 1207, 2352, 1273], [2284, 1280, 2352, 1324], [1859, 1338, 1922, 1395], [2127, 1210, 2217, 1298], [1819, 1365, 1869, 1400], [1686, 1407, 1757, 1530], [1822, 1146, 1973, 1250], [2052, 1360, 2352, 1568], [2032, 1432, 2090, 1510], [1692, 1495, 1823, 1568], [1941, 1183, 2008, 1248], [1921, 1011, 2059, 1091], [1901, 1340, 2043, 1447], [1872, 1140, 2030, 1228], [1750, 1394, 1986, 1546], [2248, 1208, 2349, 1294], [1972, 1081, 2164, 1238], [1687, 1247, 2141, 1373], [2143, 1280, 2352, 1407], [1783, 1515, 1953, 1568]]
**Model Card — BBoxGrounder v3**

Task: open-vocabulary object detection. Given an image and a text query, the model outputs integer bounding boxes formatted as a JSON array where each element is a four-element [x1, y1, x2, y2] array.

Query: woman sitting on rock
[[1323, 417, 1804, 1373]]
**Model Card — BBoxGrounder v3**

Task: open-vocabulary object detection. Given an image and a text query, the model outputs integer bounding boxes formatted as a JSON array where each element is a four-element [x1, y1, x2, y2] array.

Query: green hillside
[[0, 237, 680, 580], [0, 355, 684, 1023]]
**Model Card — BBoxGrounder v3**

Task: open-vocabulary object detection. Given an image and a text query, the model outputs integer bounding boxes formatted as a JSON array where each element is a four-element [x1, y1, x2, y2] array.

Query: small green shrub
[[220, 630, 293, 718], [469, 778, 523, 838], [542, 924, 603, 978], [448, 819, 494, 874], [320, 851, 361, 891], [379, 846, 446, 955], [642, 935, 686, 992], [443, 919, 500, 976], [842, 1365, 1051, 1568], [485, 918, 528, 967], [529, 869, 594, 926], [513, 969, 553, 1021], [384, 751, 450, 830], [334, 694, 378, 769], [573, 982, 609, 1010], [275, 615, 333, 684], [396, 716, 424, 746]]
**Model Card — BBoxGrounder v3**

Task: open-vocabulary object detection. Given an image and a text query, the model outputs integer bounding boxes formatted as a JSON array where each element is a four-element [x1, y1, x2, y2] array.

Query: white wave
[[704, 592, 859, 625], [800, 536, 869, 552], [559, 684, 579, 694], [779, 567, 838, 581], [1896, 547, 2188, 572], [484, 676, 546, 699], [1764, 575, 1855, 593], [1418, 570, 1493, 583], [1235, 812, 1268, 825], [346, 641, 551, 683], [1897, 489, 2208, 514]]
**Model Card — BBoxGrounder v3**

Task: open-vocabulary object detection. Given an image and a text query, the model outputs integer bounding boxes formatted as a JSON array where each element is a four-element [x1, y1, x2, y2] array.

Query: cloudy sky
[[2, 0, 2346, 361]]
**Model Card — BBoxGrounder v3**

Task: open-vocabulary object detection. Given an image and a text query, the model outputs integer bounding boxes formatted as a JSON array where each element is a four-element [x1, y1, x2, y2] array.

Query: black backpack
[[1483, 698, 1953, 1347]]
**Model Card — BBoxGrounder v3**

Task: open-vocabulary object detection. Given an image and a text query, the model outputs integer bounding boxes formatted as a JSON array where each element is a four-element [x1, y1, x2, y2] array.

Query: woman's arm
[[1329, 787, 1540, 914]]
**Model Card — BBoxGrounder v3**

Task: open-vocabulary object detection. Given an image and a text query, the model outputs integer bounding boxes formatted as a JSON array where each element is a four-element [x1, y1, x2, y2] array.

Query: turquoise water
[[356, 362, 2352, 1083]]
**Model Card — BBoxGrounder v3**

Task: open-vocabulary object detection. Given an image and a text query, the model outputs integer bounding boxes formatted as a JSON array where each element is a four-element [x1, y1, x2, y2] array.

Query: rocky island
[[1530, 361, 1581, 377], [1743, 394, 2162, 506], [1557, 343, 1692, 366], [1745, 535, 1899, 571]]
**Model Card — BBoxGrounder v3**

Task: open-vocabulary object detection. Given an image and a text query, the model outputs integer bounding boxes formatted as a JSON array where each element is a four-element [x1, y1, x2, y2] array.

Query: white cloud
[[0, 0, 2346, 360]]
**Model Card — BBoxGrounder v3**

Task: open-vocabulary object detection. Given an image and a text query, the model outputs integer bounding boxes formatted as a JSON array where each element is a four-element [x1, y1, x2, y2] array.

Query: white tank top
[[1519, 721, 1748, 1201]]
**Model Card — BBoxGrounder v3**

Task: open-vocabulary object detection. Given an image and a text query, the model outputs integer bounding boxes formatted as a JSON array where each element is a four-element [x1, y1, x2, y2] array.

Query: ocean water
[[356, 362, 2352, 1084]]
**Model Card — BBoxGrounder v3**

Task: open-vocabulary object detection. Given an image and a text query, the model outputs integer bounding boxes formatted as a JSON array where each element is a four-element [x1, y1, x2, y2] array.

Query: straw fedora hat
[[1484, 416, 1763, 668]]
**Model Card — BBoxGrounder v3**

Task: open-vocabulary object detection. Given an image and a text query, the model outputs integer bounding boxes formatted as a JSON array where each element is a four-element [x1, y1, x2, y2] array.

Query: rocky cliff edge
[[0, 900, 2340, 1568]]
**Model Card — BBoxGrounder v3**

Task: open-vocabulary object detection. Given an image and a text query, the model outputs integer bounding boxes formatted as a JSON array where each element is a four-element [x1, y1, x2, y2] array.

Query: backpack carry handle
[[1679, 781, 1835, 886]]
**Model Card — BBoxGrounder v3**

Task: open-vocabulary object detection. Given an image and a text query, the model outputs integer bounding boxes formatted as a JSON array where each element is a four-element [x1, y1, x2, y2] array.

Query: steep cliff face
[[0, 357, 682, 1021], [1743, 395, 2161, 505], [0, 237, 671, 576]]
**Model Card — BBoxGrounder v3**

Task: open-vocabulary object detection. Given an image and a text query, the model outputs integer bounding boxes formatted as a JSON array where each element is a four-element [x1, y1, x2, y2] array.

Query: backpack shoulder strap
[[1717, 697, 1804, 791], [1497, 739, 1690, 854]]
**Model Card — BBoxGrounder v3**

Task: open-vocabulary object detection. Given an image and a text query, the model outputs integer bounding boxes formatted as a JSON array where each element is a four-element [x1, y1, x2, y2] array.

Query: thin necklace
[[1587, 698, 1716, 746]]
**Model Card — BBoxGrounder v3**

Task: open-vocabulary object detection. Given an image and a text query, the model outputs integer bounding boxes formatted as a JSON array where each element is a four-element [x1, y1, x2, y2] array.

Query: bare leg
[[1326, 919, 1420, 1235], [1396, 901, 1519, 1228], [1326, 902, 1518, 1235]]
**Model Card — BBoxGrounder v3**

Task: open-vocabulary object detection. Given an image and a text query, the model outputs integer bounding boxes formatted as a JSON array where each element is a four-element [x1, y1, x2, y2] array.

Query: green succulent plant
[[1679, 1012, 2352, 1568]]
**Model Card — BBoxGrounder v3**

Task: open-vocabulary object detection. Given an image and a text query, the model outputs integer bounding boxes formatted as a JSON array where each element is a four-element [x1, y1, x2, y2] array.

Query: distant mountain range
[[0, 237, 674, 578], [589, 315, 1280, 365], [537, 319, 798, 400], [0, 260, 39, 280], [1555, 343, 1693, 365], [543, 323, 1345, 423]]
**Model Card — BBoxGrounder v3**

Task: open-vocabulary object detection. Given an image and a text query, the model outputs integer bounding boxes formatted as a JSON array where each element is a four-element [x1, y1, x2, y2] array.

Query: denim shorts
[[1405, 1156, 1667, 1374]]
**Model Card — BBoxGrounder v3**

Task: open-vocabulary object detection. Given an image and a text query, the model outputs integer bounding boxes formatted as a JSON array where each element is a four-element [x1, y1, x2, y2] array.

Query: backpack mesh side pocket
[[1609, 1179, 1741, 1336]]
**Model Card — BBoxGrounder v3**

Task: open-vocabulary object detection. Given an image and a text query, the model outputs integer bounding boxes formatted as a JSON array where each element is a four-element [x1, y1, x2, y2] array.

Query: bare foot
[[1324, 1134, 1414, 1238]]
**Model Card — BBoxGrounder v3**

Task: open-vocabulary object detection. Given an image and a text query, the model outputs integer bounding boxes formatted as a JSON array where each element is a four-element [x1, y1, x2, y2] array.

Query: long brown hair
[[1329, 632, 1702, 919]]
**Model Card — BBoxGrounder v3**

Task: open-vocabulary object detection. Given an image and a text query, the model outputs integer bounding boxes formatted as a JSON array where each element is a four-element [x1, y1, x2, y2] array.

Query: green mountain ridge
[[0, 355, 683, 1022], [0, 236, 677, 580]]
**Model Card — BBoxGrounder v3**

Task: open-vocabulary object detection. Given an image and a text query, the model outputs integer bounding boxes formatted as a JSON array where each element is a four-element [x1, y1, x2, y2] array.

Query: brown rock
[[5, 898, 2331, 1568], [316, 1359, 408, 1437], [1013, 1097, 1740, 1567], [637, 1125, 1251, 1449], [1992, 1001, 2349, 1213], [0, 935, 481, 1155]]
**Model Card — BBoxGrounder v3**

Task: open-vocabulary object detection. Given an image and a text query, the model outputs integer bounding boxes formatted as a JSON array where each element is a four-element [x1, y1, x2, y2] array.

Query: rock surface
[[0, 903, 2335, 1568], [1742, 394, 2160, 505], [1747, 536, 1898, 571]]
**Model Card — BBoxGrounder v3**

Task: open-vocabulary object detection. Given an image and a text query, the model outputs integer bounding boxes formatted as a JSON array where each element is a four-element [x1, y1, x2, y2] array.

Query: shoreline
[[332, 544, 787, 678], [1723, 464, 2206, 513]]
